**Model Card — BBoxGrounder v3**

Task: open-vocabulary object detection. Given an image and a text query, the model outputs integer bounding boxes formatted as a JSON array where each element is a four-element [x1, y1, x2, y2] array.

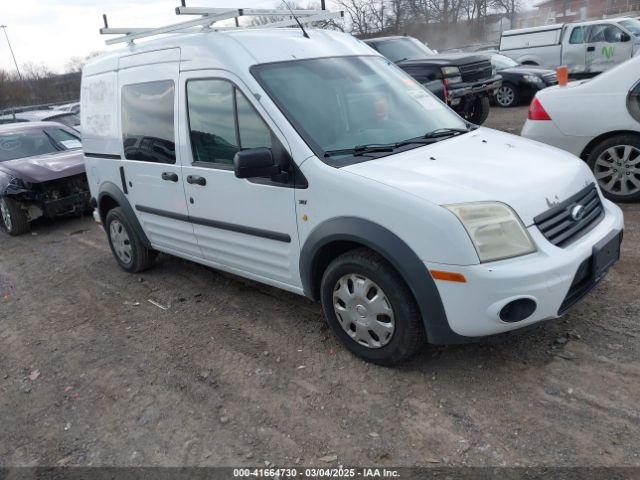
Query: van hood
[[0, 149, 85, 184], [342, 128, 595, 226]]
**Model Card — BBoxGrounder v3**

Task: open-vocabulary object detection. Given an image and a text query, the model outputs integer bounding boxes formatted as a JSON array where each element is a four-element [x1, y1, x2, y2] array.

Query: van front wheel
[[320, 248, 426, 365]]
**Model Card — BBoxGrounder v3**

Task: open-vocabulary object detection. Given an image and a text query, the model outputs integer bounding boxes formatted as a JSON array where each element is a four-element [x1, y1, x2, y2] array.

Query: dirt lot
[[1, 106, 640, 468]]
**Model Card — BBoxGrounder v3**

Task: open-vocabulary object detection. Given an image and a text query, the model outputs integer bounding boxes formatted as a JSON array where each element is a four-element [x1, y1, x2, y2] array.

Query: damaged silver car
[[0, 122, 91, 235]]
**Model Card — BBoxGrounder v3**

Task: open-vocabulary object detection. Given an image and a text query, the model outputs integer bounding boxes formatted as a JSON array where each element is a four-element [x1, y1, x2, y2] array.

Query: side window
[[569, 26, 583, 44], [121, 80, 176, 164], [587, 25, 607, 42], [187, 79, 238, 165], [186, 78, 272, 165], [604, 26, 625, 43], [236, 91, 271, 150]]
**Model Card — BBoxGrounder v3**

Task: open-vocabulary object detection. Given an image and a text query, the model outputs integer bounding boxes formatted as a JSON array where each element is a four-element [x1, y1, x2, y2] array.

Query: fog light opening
[[499, 298, 537, 323]]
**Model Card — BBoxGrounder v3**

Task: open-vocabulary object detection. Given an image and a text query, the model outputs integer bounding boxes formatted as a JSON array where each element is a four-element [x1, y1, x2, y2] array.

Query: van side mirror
[[620, 32, 631, 42], [234, 148, 279, 179]]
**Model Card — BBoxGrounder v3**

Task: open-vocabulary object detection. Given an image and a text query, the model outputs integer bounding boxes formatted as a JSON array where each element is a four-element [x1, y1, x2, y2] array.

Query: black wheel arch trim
[[299, 216, 470, 344], [97, 182, 151, 248]]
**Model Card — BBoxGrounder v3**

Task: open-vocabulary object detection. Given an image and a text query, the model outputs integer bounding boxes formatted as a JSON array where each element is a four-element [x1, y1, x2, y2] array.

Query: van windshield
[[252, 56, 466, 166]]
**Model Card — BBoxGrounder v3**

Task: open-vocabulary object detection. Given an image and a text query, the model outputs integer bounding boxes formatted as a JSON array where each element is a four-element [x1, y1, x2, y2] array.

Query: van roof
[[83, 28, 373, 77]]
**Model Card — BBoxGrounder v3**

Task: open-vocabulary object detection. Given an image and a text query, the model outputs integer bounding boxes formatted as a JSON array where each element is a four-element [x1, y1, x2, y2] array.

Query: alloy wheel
[[109, 219, 133, 265], [496, 86, 515, 107], [593, 145, 640, 197], [332, 273, 395, 349]]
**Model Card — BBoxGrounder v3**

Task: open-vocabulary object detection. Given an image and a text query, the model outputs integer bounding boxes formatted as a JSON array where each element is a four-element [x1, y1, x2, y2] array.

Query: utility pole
[[0, 25, 22, 80]]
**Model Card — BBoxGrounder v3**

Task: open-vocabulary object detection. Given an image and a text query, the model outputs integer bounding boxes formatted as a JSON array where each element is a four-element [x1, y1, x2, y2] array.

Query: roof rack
[[100, 2, 344, 46]]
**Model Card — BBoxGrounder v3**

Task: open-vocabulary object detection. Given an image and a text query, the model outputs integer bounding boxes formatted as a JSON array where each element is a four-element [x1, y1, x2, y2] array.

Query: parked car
[[83, 26, 623, 365], [0, 122, 91, 235], [499, 17, 640, 75], [363, 36, 502, 125], [0, 109, 81, 132], [57, 102, 80, 115], [487, 52, 557, 107], [522, 55, 640, 202]]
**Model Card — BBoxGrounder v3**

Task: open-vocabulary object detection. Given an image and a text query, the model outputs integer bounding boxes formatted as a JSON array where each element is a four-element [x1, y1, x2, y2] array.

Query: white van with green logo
[[499, 17, 640, 75]]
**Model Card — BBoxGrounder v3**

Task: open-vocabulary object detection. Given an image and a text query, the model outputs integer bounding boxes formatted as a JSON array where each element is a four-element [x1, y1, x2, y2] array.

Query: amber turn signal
[[430, 270, 467, 283]]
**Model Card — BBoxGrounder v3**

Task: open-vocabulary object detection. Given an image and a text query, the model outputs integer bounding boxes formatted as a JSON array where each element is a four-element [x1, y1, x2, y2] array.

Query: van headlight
[[444, 202, 536, 263]]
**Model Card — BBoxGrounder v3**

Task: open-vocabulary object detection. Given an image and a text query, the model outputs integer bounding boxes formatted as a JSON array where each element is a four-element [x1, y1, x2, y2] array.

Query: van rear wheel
[[320, 248, 426, 365], [105, 207, 156, 272]]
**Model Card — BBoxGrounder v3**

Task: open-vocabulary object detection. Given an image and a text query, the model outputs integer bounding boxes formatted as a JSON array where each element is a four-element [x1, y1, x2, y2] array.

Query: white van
[[82, 14, 624, 365], [499, 17, 640, 74]]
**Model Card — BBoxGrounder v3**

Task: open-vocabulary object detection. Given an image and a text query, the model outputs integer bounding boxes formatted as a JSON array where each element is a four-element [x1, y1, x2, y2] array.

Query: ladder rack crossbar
[[211, 11, 344, 31], [101, 5, 344, 46], [104, 10, 238, 45], [176, 7, 325, 16]]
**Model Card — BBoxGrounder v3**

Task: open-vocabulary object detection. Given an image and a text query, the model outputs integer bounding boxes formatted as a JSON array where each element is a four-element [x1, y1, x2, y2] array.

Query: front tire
[[0, 197, 30, 236], [587, 134, 640, 202], [464, 96, 491, 125], [105, 207, 156, 272], [320, 248, 426, 365], [495, 83, 519, 108]]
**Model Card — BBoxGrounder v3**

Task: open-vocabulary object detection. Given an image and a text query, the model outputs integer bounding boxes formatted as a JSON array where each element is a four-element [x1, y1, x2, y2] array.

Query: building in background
[[516, 0, 640, 28]]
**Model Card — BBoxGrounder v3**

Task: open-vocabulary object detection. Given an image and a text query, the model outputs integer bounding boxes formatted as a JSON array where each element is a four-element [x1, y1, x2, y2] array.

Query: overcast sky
[[0, 0, 333, 73], [1, 0, 536, 74]]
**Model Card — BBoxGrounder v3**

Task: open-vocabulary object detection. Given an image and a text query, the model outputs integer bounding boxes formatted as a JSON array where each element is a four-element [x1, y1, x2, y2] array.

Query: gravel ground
[[1, 106, 639, 467]]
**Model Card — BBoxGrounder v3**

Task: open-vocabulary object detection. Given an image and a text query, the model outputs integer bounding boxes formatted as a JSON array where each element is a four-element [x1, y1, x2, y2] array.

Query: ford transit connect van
[[82, 25, 624, 365]]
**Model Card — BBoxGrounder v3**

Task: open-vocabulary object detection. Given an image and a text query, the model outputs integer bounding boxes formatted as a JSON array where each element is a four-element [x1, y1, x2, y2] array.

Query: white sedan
[[522, 55, 640, 202]]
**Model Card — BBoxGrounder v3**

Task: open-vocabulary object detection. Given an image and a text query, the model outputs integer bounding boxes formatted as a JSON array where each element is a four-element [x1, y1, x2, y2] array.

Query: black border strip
[[84, 152, 122, 159], [119, 166, 128, 194], [135, 205, 291, 243]]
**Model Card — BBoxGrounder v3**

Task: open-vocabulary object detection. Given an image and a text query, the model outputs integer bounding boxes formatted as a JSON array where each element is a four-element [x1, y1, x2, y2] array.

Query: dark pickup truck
[[364, 36, 502, 125]]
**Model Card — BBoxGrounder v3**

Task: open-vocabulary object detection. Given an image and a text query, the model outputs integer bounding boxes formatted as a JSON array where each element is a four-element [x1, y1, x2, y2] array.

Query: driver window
[[186, 78, 272, 166], [587, 25, 607, 42]]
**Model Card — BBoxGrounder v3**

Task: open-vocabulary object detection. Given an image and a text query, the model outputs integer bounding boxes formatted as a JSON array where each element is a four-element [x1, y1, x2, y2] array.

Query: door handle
[[161, 172, 179, 182], [587, 46, 595, 52], [187, 175, 207, 186]]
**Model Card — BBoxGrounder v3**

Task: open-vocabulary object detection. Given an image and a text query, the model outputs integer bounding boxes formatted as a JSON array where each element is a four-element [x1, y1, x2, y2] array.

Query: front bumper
[[425, 198, 624, 337], [42, 192, 91, 218], [447, 76, 502, 101]]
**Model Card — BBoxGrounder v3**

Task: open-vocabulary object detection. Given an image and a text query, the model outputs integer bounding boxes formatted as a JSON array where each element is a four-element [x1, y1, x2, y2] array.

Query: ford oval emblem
[[571, 204, 585, 221]]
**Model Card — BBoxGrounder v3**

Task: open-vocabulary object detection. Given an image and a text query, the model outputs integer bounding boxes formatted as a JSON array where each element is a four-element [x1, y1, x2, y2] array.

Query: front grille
[[459, 60, 493, 82], [534, 183, 604, 248], [542, 72, 557, 85]]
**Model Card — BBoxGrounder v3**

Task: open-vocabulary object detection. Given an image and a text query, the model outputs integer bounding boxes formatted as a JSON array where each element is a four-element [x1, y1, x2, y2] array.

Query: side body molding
[[299, 217, 469, 344], [97, 181, 151, 248]]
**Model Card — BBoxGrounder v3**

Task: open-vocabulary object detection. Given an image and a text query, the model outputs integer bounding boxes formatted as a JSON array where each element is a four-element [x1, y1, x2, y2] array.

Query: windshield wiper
[[324, 138, 440, 158], [323, 126, 476, 158], [423, 127, 473, 139]]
